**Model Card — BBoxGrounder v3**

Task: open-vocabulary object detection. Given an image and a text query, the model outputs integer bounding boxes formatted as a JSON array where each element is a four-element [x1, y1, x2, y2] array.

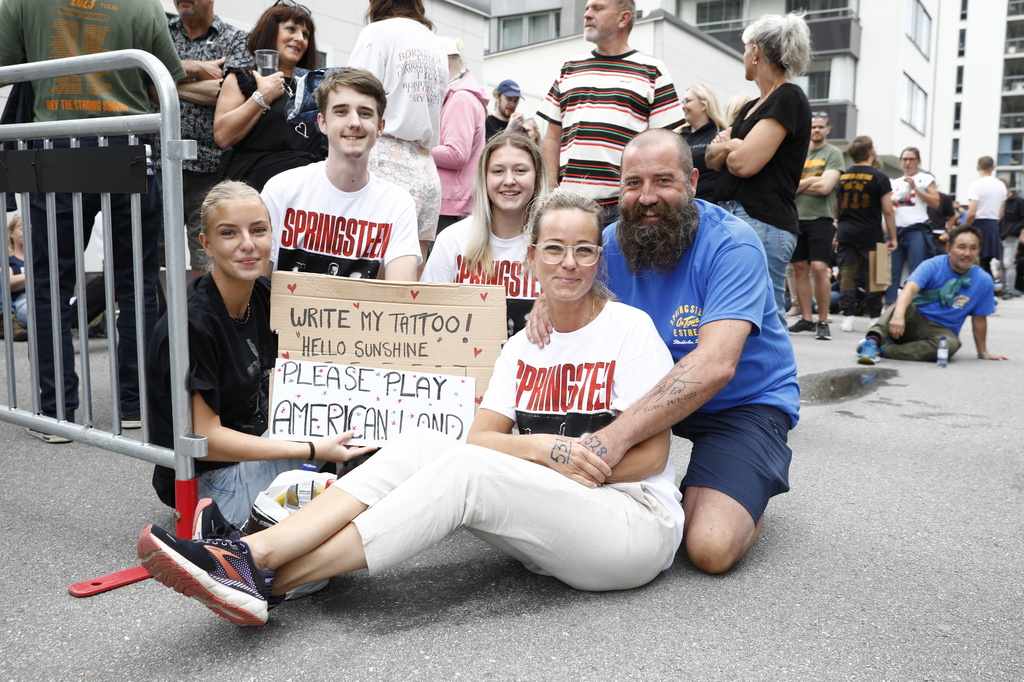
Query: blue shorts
[[672, 404, 793, 522]]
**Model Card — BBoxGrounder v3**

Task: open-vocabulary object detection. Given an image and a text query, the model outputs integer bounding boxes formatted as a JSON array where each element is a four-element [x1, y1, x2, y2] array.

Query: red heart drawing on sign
[[475, 396, 483, 404], [282, 352, 290, 359], [287, 283, 297, 293], [353, 302, 360, 309], [410, 290, 419, 299], [473, 348, 483, 357], [480, 292, 488, 301]]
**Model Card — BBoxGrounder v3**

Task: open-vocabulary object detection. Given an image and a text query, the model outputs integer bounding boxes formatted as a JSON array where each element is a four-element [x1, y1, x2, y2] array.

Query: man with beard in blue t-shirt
[[530, 129, 799, 574]]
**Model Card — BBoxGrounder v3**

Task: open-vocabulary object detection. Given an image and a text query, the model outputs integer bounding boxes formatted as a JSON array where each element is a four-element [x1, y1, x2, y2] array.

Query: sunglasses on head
[[811, 111, 829, 119], [273, 0, 311, 16]]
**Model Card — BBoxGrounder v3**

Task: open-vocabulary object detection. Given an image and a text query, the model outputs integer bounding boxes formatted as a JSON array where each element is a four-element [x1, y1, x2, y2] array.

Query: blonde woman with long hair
[[422, 131, 548, 337]]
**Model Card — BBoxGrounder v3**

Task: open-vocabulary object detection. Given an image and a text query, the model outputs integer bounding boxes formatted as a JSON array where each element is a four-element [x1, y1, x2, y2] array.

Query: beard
[[616, 192, 701, 274]]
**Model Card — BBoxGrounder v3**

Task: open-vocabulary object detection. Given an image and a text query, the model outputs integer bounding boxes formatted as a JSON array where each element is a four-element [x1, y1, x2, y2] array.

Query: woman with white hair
[[707, 13, 812, 327]]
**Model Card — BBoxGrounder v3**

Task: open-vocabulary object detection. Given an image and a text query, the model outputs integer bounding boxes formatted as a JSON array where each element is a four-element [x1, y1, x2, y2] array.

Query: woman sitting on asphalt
[[137, 189, 685, 626], [422, 131, 547, 337], [147, 181, 374, 527]]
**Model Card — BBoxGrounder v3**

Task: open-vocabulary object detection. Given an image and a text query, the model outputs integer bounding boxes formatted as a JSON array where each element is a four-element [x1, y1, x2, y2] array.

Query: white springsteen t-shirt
[[890, 171, 936, 227], [480, 301, 684, 563], [421, 217, 541, 337], [263, 162, 421, 279]]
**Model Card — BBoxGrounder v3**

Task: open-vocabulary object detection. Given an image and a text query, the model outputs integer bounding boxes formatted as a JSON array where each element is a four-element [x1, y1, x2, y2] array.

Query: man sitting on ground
[[857, 225, 1008, 364]]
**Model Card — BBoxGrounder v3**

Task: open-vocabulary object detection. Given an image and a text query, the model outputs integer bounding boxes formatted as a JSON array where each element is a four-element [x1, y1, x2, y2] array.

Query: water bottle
[[936, 336, 948, 368]]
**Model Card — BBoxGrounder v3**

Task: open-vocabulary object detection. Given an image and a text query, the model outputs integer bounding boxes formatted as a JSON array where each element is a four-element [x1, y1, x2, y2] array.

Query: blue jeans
[[720, 201, 797, 328], [199, 457, 312, 527], [0, 293, 28, 327], [886, 222, 933, 305], [28, 137, 161, 420]]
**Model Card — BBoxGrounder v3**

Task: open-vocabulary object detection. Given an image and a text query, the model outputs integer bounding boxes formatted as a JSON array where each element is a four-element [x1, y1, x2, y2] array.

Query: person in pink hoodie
[[431, 36, 489, 240]]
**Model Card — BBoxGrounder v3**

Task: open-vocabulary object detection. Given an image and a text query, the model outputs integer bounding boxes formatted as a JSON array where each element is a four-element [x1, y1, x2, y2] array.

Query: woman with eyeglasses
[[213, 0, 325, 191], [421, 131, 547, 338], [347, 0, 449, 266], [680, 83, 728, 202], [706, 12, 811, 327], [137, 188, 684, 627]]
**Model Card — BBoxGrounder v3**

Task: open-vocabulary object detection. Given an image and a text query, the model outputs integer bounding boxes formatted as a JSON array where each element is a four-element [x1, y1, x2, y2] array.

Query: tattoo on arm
[[549, 438, 572, 465], [632, 364, 704, 414], [581, 434, 607, 460]]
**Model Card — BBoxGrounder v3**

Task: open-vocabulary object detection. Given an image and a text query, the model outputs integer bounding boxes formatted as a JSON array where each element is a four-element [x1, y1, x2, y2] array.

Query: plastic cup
[[255, 50, 279, 77]]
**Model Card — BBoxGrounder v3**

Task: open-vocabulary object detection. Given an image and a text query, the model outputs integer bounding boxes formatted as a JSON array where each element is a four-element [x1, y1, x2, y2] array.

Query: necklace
[[232, 303, 250, 326], [767, 74, 785, 97], [590, 296, 596, 323]]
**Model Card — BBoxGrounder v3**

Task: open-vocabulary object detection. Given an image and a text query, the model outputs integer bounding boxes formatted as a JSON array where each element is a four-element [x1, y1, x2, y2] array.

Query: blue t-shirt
[[602, 199, 800, 426], [908, 256, 995, 334]]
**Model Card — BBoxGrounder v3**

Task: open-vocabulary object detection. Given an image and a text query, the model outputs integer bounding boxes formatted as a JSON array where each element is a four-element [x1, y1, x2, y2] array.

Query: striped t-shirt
[[537, 49, 684, 205]]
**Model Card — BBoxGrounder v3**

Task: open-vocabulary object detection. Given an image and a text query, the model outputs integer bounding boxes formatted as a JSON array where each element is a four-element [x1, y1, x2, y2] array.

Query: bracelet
[[978, 352, 986, 359], [307, 441, 316, 461], [252, 90, 270, 114]]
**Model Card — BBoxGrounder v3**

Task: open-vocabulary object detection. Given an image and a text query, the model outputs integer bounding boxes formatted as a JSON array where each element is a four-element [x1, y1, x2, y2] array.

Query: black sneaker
[[192, 498, 243, 542], [815, 321, 831, 340], [137, 524, 273, 626], [788, 318, 815, 334]]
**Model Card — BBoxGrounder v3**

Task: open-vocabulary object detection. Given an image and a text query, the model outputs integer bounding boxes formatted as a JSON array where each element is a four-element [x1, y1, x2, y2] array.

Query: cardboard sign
[[269, 358, 476, 446], [270, 272, 507, 406]]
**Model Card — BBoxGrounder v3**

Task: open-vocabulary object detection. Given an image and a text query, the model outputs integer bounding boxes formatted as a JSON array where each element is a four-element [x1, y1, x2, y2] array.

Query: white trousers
[[335, 428, 677, 592]]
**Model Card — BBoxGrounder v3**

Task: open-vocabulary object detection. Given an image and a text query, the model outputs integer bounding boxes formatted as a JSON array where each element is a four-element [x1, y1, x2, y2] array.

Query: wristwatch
[[252, 90, 270, 114]]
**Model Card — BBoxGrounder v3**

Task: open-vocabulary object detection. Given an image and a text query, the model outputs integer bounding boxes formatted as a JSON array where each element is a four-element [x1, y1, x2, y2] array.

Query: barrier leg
[[174, 476, 199, 539], [67, 476, 199, 597]]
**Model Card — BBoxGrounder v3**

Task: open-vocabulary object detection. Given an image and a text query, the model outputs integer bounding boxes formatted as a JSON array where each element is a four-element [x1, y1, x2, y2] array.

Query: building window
[[954, 101, 961, 130], [907, 0, 932, 58], [961, 0, 968, 20], [696, 0, 744, 28], [956, 65, 964, 94], [785, 0, 851, 18], [1011, 0, 1024, 18], [902, 73, 928, 133], [958, 29, 966, 57], [999, 133, 1024, 167], [807, 71, 831, 100], [951, 138, 959, 166], [498, 11, 559, 51], [949, 175, 957, 196]]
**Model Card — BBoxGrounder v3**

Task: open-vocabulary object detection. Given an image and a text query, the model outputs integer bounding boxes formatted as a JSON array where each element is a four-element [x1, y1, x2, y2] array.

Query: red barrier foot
[[68, 565, 151, 597]]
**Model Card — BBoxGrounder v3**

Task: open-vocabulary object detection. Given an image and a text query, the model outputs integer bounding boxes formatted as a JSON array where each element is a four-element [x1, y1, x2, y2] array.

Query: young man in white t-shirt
[[262, 69, 420, 280], [964, 155, 1008, 278]]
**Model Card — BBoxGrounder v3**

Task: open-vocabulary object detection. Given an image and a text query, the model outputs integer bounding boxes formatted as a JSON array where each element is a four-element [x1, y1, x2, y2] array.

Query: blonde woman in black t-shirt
[[148, 181, 373, 525], [706, 13, 812, 327]]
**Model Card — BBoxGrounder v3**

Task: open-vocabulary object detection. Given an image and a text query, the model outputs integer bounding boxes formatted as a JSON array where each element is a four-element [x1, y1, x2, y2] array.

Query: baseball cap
[[496, 79, 521, 98], [439, 36, 463, 56]]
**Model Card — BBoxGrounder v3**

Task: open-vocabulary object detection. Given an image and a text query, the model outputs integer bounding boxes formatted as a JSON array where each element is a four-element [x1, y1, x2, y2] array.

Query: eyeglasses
[[532, 242, 603, 266], [273, 0, 311, 15]]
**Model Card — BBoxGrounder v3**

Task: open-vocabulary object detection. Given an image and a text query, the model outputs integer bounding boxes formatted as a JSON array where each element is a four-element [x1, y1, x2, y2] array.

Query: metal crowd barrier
[[0, 50, 206, 595]]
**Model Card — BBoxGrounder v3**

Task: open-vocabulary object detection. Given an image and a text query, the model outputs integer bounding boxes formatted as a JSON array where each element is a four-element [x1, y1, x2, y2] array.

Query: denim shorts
[[672, 404, 793, 522]]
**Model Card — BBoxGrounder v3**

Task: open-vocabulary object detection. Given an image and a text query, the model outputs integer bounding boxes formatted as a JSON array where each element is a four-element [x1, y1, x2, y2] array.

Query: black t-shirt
[[836, 164, 892, 247], [928, 192, 955, 234], [1001, 193, 1024, 238], [714, 83, 810, 233], [221, 68, 327, 191], [149, 275, 277, 506], [485, 114, 508, 141], [681, 120, 721, 202]]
